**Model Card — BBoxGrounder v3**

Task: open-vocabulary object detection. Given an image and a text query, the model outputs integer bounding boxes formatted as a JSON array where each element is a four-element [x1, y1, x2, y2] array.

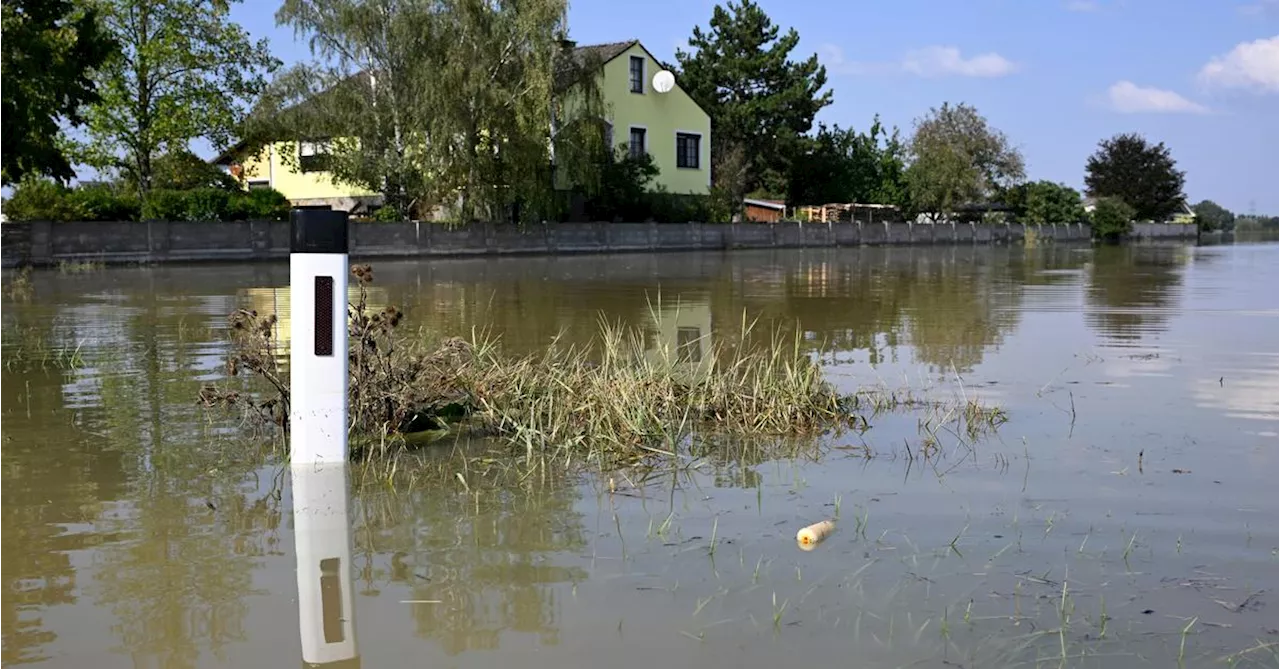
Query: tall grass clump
[[200, 264, 1001, 462], [464, 311, 855, 460]]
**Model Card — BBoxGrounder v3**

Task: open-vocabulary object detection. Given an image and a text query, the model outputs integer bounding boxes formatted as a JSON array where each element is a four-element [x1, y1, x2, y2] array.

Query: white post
[[292, 462, 360, 668], [289, 207, 350, 465]]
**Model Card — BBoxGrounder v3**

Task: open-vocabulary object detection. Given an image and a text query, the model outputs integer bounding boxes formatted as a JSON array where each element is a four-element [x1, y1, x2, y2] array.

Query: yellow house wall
[[600, 44, 711, 195], [232, 41, 710, 201], [234, 142, 374, 201]]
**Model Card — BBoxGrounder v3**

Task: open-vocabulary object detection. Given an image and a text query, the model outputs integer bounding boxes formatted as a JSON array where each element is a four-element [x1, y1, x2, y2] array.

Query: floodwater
[[3, 240, 1277, 668]]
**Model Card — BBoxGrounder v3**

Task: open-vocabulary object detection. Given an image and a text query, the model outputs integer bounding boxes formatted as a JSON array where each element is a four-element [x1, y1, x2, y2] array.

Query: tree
[[79, 0, 279, 196], [787, 117, 907, 207], [1191, 199, 1234, 232], [1, 0, 116, 185], [257, 0, 605, 221], [1089, 196, 1134, 241], [904, 102, 1025, 221], [1084, 133, 1186, 222], [674, 0, 832, 210], [1005, 180, 1086, 224]]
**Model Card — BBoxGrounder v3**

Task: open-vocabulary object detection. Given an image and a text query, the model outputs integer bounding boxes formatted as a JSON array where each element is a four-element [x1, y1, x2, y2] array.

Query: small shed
[[743, 198, 786, 223]]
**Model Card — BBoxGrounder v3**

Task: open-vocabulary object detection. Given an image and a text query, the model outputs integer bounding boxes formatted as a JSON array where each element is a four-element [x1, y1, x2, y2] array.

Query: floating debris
[[797, 519, 837, 551]]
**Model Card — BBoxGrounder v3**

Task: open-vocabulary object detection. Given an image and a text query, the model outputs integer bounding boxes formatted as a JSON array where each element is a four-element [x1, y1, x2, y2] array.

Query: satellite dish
[[652, 69, 675, 94]]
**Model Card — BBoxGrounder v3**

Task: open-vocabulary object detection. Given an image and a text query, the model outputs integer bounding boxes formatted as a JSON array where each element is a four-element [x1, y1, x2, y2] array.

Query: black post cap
[[291, 207, 349, 254]]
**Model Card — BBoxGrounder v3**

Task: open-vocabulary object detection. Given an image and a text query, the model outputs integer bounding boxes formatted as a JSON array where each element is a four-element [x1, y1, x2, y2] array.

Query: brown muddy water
[[3, 241, 1277, 668]]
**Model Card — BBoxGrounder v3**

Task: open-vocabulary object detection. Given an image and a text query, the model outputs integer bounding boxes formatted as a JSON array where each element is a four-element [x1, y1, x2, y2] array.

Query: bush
[[372, 204, 402, 222], [143, 187, 292, 222], [68, 183, 141, 221], [182, 188, 233, 221], [647, 191, 717, 223], [234, 188, 292, 221], [3, 177, 81, 221], [141, 189, 189, 221], [1089, 196, 1135, 241]]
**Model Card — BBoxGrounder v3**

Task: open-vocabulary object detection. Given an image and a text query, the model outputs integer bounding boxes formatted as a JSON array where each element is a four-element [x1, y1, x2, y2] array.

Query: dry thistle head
[[351, 264, 374, 283]]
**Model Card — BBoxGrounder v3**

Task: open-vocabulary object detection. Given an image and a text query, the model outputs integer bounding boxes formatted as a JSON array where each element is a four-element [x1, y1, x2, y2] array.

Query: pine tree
[[674, 0, 831, 209]]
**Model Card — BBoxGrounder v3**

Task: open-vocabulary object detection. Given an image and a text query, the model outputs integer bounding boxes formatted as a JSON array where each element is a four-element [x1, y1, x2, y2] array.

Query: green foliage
[[79, 0, 279, 193], [589, 149, 661, 221], [234, 189, 291, 221], [259, 0, 600, 223], [0, 0, 116, 185], [788, 117, 907, 207], [2, 177, 82, 220], [147, 187, 291, 221], [1084, 133, 1186, 222], [1, 0, 116, 185], [1005, 180, 1085, 224], [4, 175, 287, 222], [182, 188, 232, 221], [1233, 215, 1279, 231], [1088, 196, 1135, 241], [148, 150, 240, 191], [140, 189, 189, 220], [372, 205, 403, 223], [905, 102, 1025, 220], [68, 182, 141, 220], [1191, 199, 1234, 232], [675, 0, 832, 209]]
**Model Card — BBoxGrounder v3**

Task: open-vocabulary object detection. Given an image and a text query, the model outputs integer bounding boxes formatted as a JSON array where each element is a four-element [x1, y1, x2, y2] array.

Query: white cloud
[[1105, 80, 1210, 114], [902, 46, 1018, 77], [1197, 35, 1279, 92], [819, 44, 1017, 78]]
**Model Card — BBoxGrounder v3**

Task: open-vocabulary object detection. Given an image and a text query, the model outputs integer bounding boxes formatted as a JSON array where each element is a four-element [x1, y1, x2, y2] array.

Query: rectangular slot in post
[[319, 557, 344, 643], [314, 276, 334, 356]]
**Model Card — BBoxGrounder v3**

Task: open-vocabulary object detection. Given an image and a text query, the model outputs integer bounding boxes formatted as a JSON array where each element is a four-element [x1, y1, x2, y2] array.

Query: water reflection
[[292, 463, 359, 668], [712, 247, 1030, 372], [1, 355, 125, 665], [1085, 245, 1190, 344], [92, 466, 278, 669], [3, 241, 1276, 667], [644, 295, 713, 374], [242, 286, 390, 365], [350, 467, 587, 655]]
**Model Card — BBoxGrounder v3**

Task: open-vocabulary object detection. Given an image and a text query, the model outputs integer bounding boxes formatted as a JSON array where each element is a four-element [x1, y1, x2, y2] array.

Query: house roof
[[553, 39, 638, 90], [213, 38, 693, 165]]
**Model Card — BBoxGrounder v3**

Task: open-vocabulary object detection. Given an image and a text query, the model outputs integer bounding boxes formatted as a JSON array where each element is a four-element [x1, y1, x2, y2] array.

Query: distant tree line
[[0, 0, 1264, 234], [666, 0, 1242, 240]]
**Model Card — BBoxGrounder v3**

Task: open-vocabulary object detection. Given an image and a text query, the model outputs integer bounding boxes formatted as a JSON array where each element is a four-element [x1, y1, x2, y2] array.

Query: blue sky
[[229, 0, 1275, 214]]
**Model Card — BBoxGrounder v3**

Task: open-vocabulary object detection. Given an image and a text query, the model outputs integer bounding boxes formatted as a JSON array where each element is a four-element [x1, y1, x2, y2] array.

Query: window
[[676, 327, 703, 364], [603, 121, 614, 153], [299, 140, 331, 173], [247, 180, 272, 191], [676, 132, 701, 169], [629, 56, 644, 93], [629, 127, 646, 159]]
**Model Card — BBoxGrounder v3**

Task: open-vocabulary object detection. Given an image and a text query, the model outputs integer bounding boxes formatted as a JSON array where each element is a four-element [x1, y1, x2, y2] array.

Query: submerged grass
[[56, 259, 106, 274], [6, 266, 35, 302], [2, 325, 86, 371], [202, 263, 1008, 465]]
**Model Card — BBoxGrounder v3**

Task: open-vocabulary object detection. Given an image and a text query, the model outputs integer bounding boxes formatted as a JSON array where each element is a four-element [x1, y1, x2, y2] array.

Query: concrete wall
[[0, 220, 1198, 268]]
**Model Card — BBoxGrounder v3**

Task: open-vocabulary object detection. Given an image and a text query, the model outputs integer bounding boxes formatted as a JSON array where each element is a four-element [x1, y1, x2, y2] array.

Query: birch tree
[[80, 0, 279, 195], [256, 0, 607, 221]]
